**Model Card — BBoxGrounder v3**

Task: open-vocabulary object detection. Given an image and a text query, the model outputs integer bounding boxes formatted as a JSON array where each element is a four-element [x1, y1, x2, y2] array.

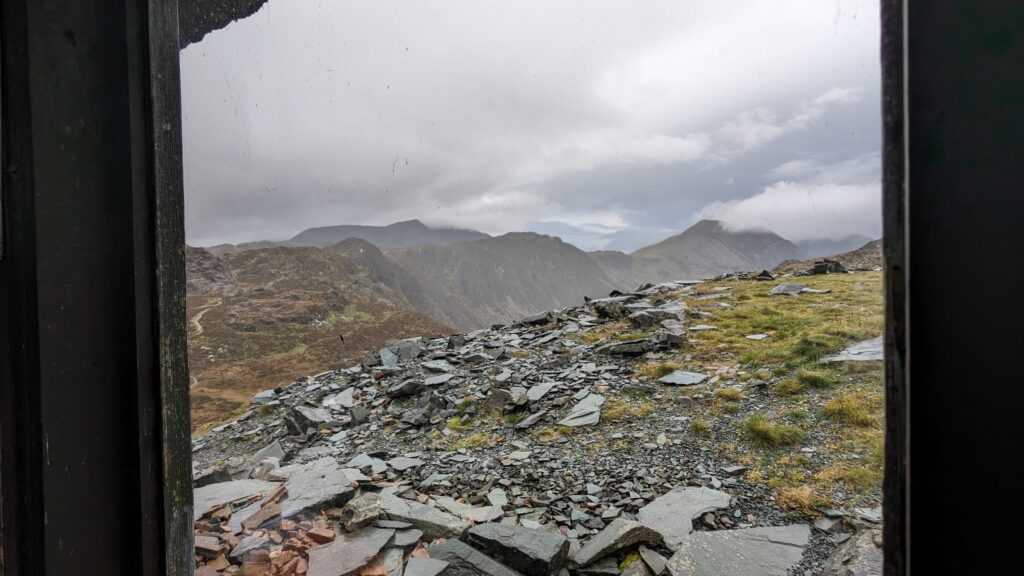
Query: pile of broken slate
[[192, 278, 882, 576]]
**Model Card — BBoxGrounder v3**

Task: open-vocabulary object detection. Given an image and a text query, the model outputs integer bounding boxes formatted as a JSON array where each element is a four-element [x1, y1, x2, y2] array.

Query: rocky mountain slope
[[631, 220, 803, 279], [382, 233, 622, 330], [187, 247, 452, 431], [773, 239, 882, 276], [191, 271, 884, 576], [796, 235, 874, 260], [289, 219, 489, 248]]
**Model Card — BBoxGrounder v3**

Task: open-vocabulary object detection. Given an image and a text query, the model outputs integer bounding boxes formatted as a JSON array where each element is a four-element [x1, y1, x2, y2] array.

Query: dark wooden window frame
[[2, 0, 1022, 574]]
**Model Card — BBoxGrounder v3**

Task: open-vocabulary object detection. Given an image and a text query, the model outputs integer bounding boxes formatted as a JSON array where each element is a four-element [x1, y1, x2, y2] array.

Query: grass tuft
[[743, 414, 803, 447]]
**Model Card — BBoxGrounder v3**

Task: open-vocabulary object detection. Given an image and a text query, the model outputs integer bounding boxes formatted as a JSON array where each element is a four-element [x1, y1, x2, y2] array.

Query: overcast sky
[[181, 0, 881, 251]]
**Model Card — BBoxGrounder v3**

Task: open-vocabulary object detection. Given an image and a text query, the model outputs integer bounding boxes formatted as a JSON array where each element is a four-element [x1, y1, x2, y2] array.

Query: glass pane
[[183, 2, 883, 575]]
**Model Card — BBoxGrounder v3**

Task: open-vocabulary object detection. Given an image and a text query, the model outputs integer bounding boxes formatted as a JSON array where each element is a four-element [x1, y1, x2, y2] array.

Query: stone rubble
[[190, 275, 882, 576]]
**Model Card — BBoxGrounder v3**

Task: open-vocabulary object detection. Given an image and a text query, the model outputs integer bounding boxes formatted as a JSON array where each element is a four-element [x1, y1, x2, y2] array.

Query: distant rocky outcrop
[[179, 0, 270, 48], [289, 219, 489, 248], [773, 239, 882, 276], [797, 235, 874, 260], [185, 246, 237, 295]]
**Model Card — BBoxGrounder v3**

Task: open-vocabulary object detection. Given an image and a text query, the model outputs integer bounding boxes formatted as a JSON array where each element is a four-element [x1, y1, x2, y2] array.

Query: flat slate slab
[[379, 491, 471, 540], [823, 336, 883, 362], [307, 527, 395, 576], [637, 487, 732, 551], [558, 393, 605, 427], [428, 538, 525, 576], [193, 479, 278, 520], [658, 371, 709, 386], [666, 525, 811, 576], [572, 518, 663, 567], [467, 523, 570, 575], [405, 557, 450, 576], [279, 458, 357, 518]]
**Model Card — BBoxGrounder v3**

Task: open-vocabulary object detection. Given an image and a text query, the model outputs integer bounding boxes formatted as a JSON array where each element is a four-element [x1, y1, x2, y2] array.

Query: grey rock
[[251, 389, 277, 404], [520, 311, 555, 325], [193, 479, 278, 520], [770, 283, 807, 296], [639, 545, 668, 575], [280, 458, 357, 518], [392, 528, 424, 547], [379, 491, 471, 540], [579, 557, 622, 575], [657, 371, 708, 386], [285, 405, 334, 435], [814, 515, 842, 534], [405, 557, 450, 576], [823, 336, 884, 362], [422, 359, 454, 372], [464, 505, 503, 523], [528, 382, 558, 402], [665, 525, 810, 576], [346, 453, 388, 475], [467, 523, 570, 575], [426, 374, 455, 386], [637, 487, 731, 550], [306, 527, 395, 576], [427, 538, 525, 576], [230, 535, 270, 559], [371, 546, 406, 576], [341, 493, 381, 531], [387, 338, 424, 361], [380, 347, 399, 368], [515, 410, 548, 429], [572, 518, 663, 567], [853, 506, 882, 524], [389, 379, 424, 398], [558, 393, 605, 427], [820, 529, 882, 576], [387, 456, 426, 471], [596, 339, 655, 357]]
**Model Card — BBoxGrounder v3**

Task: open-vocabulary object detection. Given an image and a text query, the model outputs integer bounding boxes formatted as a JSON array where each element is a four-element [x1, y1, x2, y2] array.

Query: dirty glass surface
[[182, 3, 884, 574]]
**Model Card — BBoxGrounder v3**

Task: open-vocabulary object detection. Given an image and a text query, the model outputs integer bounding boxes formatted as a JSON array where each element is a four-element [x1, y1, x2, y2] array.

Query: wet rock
[[820, 529, 882, 576], [571, 518, 663, 567], [637, 487, 732, 551], [379, 491, 471, 540], [665, 525, 810, 576], [306, 527, 395, 576], [279, 458, 357, 518], [657, 371, 708, 386], [427, 538, 525, 576], [467, 523, 570, 575]]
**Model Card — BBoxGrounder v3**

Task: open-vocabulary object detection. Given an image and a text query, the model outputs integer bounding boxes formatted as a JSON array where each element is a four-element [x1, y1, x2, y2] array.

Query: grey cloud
[[181, 0, 881, 247]]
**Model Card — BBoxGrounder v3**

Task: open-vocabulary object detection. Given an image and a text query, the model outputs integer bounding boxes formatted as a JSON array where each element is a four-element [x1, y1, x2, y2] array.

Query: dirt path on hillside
[[189, 297, 222, 338]]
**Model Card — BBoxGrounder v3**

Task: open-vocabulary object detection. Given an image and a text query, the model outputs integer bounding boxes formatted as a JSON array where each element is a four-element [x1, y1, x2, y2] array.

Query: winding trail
[[189, 297, 222, 338], [189, 298, 222, 388]]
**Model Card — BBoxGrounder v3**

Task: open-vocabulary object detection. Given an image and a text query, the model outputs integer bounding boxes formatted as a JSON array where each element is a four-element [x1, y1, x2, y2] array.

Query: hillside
[[797, 235, 874, 260], [186, 246, 452, 431], [191, 271, 885, 576], [382, 232, 622, 330], [773, 239, 883, 275], [632, 219, 803, 278], [289, 218, 489, 248]]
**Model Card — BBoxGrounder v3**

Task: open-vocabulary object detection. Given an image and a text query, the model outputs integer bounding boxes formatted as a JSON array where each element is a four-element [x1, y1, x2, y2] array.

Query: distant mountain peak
[[288, 219, 489, 248]]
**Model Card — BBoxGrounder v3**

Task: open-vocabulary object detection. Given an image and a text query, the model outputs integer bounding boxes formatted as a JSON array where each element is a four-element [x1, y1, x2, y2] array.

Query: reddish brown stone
[[307, 527, 335, 544], [242, 502, 281, 531]]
